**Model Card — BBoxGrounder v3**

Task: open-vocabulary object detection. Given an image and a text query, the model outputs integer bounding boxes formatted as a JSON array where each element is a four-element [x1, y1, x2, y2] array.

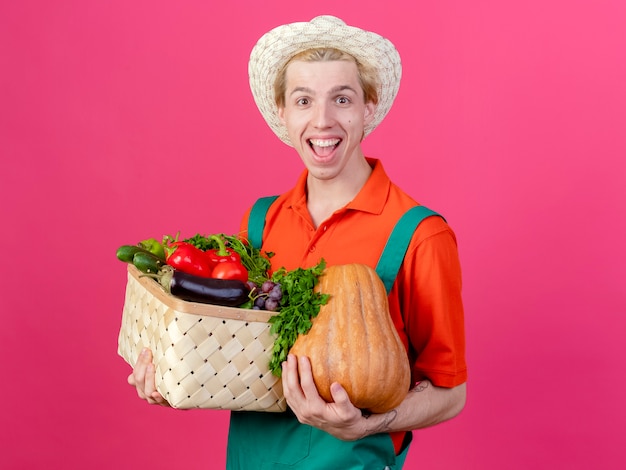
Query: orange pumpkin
[[290, 263, 411, 413]]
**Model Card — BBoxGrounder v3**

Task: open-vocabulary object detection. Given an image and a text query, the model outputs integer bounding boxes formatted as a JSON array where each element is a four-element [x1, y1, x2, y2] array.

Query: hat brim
[[248, 15, 402, 146]]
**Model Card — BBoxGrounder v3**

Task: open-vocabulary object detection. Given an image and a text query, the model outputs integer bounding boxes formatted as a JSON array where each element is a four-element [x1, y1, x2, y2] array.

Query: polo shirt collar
[[347, 158, 390, 215], [285, 158, 391, 216]]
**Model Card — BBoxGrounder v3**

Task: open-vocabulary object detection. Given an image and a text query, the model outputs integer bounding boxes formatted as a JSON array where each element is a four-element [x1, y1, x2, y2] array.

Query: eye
[[336, 96, 351, 105], [296, 97, 310, 106]]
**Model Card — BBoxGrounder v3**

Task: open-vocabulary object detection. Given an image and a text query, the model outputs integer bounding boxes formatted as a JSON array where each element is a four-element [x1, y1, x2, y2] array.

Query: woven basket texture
[[117, 265, 286, 412]]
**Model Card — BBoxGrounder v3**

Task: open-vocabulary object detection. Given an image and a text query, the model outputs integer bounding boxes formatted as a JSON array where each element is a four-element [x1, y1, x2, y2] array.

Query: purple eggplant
[[159, 266, 250, 307]]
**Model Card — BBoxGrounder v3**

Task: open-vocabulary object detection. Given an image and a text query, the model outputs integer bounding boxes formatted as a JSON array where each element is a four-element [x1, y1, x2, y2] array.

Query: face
[[278, 60, 376, 184]]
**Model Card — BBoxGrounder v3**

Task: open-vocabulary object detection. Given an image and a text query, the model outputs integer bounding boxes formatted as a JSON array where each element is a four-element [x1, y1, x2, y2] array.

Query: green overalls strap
[[226, 198, 442, 470], [376, 205, 443, 294], [247, 195, 279, 249]]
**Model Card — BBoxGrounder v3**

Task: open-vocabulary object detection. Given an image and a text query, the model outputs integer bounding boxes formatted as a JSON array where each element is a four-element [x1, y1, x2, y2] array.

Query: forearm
[[361, 380, 466, 437]]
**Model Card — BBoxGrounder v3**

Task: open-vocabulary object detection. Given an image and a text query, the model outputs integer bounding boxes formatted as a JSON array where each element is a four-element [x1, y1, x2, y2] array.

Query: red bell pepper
[[165, 241, 213, 278], [206, 235, 241, 265], [206, 235, 248, 282], [212, 260, 248, 283]]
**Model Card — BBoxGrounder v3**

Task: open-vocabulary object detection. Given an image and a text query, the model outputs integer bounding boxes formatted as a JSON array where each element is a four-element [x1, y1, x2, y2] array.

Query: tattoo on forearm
[[380, 409, 397, 431], [364, 409, 398, 433], [362, 381, 430, 434]]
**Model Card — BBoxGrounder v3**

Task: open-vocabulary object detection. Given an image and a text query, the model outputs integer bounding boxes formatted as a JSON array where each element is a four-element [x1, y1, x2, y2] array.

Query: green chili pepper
[[138, 237, 166, 260]]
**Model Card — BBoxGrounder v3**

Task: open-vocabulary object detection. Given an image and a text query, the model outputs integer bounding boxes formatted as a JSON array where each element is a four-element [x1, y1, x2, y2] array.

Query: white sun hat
[[248, 15, 402, 146]]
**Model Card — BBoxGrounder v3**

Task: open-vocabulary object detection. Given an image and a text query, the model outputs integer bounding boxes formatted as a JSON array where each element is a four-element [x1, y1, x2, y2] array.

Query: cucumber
[[132, 251, 166, 274], [116, 245, 151, 263]]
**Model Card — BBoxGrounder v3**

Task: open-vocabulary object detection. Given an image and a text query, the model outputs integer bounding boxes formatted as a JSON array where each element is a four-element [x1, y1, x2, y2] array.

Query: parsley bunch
[[268, 259, 329, 376]]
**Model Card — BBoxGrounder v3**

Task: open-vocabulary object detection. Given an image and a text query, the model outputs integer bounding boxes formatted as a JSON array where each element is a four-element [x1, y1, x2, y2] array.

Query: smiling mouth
[[308, 138, 341, 156]]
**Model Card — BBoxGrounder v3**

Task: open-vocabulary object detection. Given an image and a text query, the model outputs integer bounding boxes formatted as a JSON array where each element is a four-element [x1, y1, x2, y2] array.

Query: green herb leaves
[[268, 259, 329, 376]]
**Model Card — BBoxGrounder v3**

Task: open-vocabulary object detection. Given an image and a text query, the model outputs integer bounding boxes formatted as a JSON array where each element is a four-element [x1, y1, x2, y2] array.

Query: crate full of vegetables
[[116, 233, 328, 412]]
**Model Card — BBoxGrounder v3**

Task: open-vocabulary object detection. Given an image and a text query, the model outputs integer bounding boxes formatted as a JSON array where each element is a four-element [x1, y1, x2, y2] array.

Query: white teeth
[[309, 139, 340, 147]]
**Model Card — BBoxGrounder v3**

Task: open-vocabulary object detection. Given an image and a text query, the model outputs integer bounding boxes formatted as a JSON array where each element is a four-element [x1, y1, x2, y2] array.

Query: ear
[[363, 102, 376, 126], [278, 106, 286, 125]]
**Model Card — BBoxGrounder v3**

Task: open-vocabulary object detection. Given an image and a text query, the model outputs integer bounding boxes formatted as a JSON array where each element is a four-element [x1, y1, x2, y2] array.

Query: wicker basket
[[117, 264, 286, 412]]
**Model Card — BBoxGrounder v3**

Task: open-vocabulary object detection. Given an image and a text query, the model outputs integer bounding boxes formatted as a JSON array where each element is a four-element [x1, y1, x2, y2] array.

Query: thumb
[[329, 382, 351, 405]]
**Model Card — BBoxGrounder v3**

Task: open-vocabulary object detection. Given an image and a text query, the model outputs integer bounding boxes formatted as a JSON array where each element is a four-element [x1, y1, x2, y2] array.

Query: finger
[[130, 348, 151, 399], [144, 363, 157, 397], [135, 349, 149, 373], [281, 354, 298, 388], [140, 347, 153, 364], [143, 361, 170, 406], [151, 391, 169, 406], [297, 356, 319, 398], [329, 382, 351, 405]]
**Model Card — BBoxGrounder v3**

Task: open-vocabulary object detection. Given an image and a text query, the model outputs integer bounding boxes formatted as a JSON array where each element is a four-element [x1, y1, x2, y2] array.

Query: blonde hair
[[273, 48, 379, 108]]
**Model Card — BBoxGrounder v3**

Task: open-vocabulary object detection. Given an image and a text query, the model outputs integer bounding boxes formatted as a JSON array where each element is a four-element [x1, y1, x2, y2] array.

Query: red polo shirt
[[240, 158, 467, 451]]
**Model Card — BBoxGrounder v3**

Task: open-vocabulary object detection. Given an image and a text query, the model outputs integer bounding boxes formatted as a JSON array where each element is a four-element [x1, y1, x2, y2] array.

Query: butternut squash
[[290, 263, 411, 413]]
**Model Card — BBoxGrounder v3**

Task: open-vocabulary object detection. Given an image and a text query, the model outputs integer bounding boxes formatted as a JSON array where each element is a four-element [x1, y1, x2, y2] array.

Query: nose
[[312, 102, 334, 129]]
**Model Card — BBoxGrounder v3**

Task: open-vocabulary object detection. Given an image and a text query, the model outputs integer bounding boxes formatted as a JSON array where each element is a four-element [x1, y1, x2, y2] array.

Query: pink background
[[2, 1, 625, 468]]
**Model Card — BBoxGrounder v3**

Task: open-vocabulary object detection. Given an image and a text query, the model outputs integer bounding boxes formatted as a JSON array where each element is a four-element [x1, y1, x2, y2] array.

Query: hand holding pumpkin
[[281, 353, 368, 441]]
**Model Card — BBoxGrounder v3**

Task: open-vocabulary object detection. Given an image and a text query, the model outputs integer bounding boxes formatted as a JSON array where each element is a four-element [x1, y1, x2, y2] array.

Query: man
[[130, 16, 467, 469]]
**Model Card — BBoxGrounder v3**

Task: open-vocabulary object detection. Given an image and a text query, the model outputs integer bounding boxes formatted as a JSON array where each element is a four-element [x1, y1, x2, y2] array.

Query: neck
[[306, 157, 372, 228]]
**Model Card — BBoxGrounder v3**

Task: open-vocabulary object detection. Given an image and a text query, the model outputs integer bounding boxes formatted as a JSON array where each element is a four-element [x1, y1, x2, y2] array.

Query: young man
[[130, 16, 467, 469]]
